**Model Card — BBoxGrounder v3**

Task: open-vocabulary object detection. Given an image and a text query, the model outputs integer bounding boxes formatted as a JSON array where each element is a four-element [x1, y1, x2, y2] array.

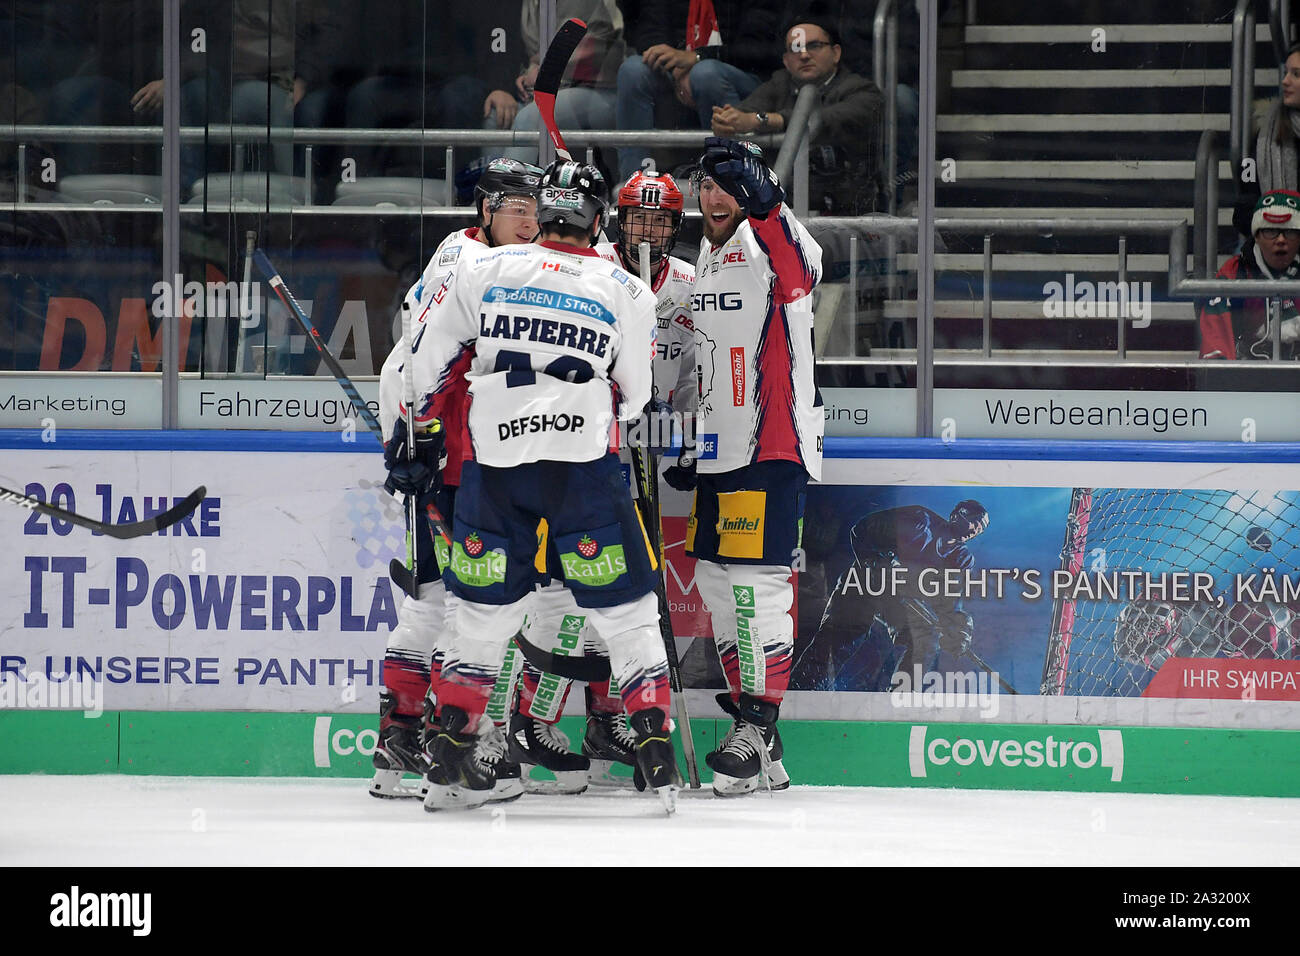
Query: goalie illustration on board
[[772, 484, 1300, 700]]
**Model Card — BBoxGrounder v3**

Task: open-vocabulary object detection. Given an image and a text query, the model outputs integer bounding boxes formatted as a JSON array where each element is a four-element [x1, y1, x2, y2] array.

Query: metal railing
[[3, 122, 824, 216], [814, 215, 1191, 361], [874, 0, 901, 215], [1271, 0, 1293, 79], [1231, 0, 1256, 178]]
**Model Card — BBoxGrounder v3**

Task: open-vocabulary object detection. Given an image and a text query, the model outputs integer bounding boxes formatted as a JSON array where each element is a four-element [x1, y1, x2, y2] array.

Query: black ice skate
[[629, 708, 681, 815], [423, 706, 497, 812], [706, 693, 790, 797], [369, 691, 431, 799], [507, 708, 590, 795], [581, 705, 638, 789], [477, 722, 524, 803]]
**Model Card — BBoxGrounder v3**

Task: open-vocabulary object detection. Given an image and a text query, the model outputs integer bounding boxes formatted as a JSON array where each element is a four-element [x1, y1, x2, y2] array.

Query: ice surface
[[2, 775, 1296, 866]]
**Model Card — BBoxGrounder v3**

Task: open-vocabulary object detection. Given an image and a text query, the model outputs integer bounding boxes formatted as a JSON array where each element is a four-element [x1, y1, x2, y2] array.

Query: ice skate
[[423, 706, 496, 812], [478, 722, 525, 803], [507, 709, 590, 795], [706, 694, 790, 797], [581, 710, 638, 789], [369, 692, 431, 799], [629, 708, 681, 815]]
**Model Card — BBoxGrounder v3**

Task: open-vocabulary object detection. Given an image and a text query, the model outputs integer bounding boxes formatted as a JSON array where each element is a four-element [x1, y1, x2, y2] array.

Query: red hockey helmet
[[616, 170, 685, 268]]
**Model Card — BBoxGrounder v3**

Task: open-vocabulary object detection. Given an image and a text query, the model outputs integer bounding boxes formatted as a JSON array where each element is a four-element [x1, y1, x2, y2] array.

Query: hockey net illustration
[[1040, 487, 1300, 697]]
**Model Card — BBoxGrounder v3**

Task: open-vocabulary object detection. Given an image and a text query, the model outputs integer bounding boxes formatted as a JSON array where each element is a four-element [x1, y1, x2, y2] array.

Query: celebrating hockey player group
[[372, 135, 823, 813]]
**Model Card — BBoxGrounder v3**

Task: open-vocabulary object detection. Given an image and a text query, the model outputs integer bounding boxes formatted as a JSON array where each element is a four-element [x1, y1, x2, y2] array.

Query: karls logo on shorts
[[907, 726, 1125, 783], [450, 533, 507, 589], [730, 347, 745, 406], [559, 538, 628, 587]]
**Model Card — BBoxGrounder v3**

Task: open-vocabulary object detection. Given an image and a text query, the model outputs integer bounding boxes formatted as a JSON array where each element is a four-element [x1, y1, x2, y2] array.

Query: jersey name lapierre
[[478, 311, 612, 358]]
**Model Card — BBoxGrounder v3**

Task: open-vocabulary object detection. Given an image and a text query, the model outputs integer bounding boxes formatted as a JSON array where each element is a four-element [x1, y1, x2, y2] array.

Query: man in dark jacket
[[712, 15, 883, 213], [616, 0, 784, 178]]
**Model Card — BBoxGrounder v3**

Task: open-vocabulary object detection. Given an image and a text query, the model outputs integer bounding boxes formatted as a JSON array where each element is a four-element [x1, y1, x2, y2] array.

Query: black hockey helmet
[[474, 157, 543, 213], [537, 159, 607, 239], [949, 499, 989, 539]]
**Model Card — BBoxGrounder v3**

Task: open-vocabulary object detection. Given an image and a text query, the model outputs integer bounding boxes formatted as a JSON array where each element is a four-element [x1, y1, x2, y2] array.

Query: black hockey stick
[[1, 484, 207, 539], [252, 249, 383, 440], [631, 241, 700, 787], [898, 596, 1019, 694], [252, 249, 452, 596], [534, 18, 588, 162], [511, 629, 613, 682]]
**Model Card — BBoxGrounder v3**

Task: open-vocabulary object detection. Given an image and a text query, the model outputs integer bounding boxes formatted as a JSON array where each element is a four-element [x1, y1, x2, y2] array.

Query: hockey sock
[[381, 654, 430, 717]]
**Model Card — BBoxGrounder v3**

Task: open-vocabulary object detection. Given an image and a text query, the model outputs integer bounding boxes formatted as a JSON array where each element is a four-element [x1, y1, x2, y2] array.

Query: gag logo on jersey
[[692, 292, 743, 312], [498, 413, 585, 440], [907, 726, 1125, 783], [312, 716, 378, 768]]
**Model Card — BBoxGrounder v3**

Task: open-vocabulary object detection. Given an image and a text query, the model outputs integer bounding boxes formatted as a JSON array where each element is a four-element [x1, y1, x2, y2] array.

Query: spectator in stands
[[1234, 44, 1300, 239], [711, 14, 883, 213], [615, 0, 784, 179], [502, 0, 626, 167], [339, 4, 522, 180], [1200, 189, 1300, 361]]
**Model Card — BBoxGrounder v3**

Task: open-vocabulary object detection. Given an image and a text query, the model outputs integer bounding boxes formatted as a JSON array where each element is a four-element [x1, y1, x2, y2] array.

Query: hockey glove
[[938, 609, 974, 657], [700, 136, 786, 218], [633, 397, 676, 455], [383, 417, 447, 498], [662, 441, 698, 492]]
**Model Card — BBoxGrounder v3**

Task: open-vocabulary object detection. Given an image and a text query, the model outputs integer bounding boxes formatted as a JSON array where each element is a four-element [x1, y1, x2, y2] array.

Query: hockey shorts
[[445, 455, 659, 609], [414, 486, 456, 586], [686, 460, 809, 566]]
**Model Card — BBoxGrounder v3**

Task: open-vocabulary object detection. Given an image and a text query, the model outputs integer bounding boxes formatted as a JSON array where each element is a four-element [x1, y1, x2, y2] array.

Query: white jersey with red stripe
[[378, 226, 493, 485], [594, 242, 697, 419], [691, 203, 824, 480], [409, 239, 656, 468]]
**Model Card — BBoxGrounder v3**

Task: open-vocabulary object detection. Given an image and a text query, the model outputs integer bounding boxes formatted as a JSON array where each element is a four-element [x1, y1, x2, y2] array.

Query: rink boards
[[2, 430, 1299, 795]]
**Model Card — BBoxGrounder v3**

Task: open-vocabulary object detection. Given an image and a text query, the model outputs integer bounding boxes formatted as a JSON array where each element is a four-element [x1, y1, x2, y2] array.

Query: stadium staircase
[[880, 0, 1280, 365]]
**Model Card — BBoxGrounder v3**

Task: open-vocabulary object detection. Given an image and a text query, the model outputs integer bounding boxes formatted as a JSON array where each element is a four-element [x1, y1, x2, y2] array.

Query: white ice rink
[[2, 775, 1296, 866]]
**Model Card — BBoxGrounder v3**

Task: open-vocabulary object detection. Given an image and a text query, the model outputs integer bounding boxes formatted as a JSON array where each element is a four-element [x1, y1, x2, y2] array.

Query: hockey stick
[[1, 484, 207, 539], [897, 595, 1019, 694], [252, 249, 383, 440], [251, 251, 451, 522], [399, 299, 421, 593], [511, 629, 613, 682], [630, 240, 701, 789], [533, 18, 588, 163]]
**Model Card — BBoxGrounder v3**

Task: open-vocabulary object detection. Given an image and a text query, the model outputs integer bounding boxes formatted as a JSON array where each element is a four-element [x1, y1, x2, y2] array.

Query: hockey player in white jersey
[[371, 158, 541, 801], [511, 171, 697, 789], [666, 137, 823, 796], [410, 159, 681, 811]]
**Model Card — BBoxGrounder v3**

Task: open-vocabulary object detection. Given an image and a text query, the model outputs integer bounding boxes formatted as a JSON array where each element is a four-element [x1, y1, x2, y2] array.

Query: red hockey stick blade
[[534, 17, 588, 161]]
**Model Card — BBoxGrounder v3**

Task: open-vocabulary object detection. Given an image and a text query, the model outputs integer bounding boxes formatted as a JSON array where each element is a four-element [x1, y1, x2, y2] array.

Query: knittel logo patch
[[1041, 274, 1152, 327]]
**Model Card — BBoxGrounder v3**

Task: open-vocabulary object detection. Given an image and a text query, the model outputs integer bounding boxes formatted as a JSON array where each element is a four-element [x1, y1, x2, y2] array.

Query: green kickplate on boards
[[4, 711, 1299, 797], [0, 710, 120, 774]]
